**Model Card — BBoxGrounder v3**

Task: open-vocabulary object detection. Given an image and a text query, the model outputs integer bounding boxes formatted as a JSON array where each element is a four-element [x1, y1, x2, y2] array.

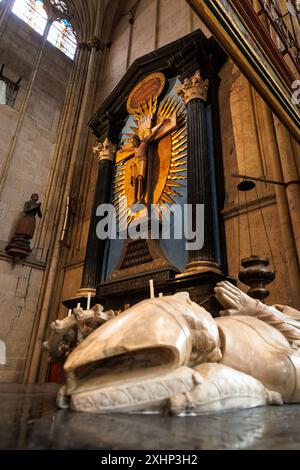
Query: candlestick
[[150, 279, 155, 299], [87, 293, 92, 310]]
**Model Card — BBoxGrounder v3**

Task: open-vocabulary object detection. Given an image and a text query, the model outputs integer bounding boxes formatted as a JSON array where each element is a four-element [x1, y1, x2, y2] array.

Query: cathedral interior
[[0, 0, 300, 452]]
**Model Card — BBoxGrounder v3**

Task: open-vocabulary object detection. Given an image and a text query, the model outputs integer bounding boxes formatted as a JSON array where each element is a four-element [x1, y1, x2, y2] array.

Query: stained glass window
[[12, 0, 47, 36], [47, 18, 77, 59]]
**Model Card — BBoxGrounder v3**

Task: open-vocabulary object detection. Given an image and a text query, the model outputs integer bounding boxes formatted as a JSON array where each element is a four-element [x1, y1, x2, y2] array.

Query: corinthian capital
[[176, 70, 209, 105], [93, 138, 116, 163]]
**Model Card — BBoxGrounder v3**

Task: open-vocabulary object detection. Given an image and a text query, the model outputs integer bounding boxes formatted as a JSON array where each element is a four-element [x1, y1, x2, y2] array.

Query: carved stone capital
[[78, 37, 104, 51], [93, 138, 116, 163], [87, 36, 104, 51], [176, 70, 209, 105]]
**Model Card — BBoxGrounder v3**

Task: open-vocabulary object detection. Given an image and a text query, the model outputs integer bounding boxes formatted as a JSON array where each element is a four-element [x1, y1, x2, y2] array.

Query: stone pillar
[[78, 138, 116, 296], [0, 0, 14, 38], [273, 115, 300, 267], [177, 70, 221, 274], [251, 92, 300, 306]]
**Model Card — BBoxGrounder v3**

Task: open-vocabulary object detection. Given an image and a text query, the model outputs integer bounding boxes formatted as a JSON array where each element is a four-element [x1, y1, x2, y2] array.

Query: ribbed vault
[[59, 0, 124, 43]]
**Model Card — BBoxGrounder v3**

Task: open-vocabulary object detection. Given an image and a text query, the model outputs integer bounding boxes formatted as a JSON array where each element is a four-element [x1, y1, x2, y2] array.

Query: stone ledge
[[0, 241, 46, 271]]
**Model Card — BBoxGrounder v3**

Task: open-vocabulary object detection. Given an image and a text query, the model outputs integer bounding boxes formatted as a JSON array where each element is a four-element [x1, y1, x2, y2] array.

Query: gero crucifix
[[113, 73, 187, 224], [118, 114, 176, 205]]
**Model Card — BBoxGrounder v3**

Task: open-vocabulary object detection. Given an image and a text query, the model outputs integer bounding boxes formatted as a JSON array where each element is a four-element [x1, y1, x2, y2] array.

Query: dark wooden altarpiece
[[64, 30, 232, 316]]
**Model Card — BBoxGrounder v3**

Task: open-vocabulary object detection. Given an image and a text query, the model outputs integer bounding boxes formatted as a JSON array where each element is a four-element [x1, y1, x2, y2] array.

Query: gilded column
[[78, 138, 116, 296], [177, 70, 221, 274]]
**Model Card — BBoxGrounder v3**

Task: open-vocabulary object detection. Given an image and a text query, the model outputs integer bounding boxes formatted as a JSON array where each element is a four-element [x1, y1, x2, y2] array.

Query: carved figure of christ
[[117, 113, 177, 205]]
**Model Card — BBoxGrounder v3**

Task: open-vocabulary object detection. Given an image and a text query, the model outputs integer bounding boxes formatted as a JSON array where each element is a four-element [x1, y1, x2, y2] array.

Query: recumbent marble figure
[[47, 281, 300, 415]]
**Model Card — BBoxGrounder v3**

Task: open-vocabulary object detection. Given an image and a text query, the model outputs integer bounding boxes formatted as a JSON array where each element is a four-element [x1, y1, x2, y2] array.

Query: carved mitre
[[177, 70, 209, 105], [93, 138, 116, 163]]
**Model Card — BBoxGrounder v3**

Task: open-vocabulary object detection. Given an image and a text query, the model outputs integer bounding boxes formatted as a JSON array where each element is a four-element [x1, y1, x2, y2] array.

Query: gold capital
[[93, 138, 116, 163], [176, 70, 209, 105]]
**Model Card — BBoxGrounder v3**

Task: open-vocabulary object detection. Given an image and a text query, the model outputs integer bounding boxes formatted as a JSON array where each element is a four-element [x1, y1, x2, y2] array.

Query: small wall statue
[[47, 282, 300, 415], [6, 193, 42, 262]]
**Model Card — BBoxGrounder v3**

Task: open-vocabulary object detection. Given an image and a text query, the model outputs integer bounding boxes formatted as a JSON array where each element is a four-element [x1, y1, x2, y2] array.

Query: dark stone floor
[[1, 383, 300, 450]]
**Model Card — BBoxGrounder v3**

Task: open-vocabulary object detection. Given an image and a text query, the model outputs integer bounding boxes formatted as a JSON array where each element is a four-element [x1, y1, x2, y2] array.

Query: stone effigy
[[51, 282, 300, 415]]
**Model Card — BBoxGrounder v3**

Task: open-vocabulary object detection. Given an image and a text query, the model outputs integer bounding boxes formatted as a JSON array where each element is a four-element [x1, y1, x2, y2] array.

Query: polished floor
[[1, 383, 300, 450]]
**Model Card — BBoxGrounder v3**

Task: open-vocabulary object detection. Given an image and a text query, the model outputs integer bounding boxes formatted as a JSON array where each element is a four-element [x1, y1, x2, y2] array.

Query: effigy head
[[178, 293, 222, 366], [63, 292, 221, 398]]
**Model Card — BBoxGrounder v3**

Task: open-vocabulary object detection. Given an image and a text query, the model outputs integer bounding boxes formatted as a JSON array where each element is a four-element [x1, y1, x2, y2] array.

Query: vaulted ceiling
[[64, 0, 123, 42]]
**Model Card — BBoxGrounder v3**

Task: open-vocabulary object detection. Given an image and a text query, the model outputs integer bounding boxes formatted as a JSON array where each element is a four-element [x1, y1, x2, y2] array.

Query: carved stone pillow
[[169, 363, 282, 415], [70, 366, 203, 414]]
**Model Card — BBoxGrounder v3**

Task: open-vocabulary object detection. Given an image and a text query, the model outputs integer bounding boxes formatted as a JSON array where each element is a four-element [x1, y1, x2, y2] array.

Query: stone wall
[[101, 0, 210, 100], [219, 60, 300, 308], [0, 13, 73, 382]]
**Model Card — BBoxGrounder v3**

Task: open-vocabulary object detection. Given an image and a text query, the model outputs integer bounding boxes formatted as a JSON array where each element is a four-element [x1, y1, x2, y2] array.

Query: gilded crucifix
[[113, 72, 188, 224]]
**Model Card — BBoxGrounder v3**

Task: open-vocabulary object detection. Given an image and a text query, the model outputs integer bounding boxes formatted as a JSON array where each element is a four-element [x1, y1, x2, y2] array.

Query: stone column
[[0, 0, 14, 38], [251, 92, 300, 306], [273, 115, 300, 267], [78, 138, 116, 297], [177, 70, 221, 274]]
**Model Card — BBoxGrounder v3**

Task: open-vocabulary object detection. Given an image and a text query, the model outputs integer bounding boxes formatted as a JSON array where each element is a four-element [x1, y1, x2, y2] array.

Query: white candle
[[150, 279, 155, 299], [67, 309, 72, 317], [159, 293, 163, 298], [77, 303, 81, 309], [87, 293, 92, 310]]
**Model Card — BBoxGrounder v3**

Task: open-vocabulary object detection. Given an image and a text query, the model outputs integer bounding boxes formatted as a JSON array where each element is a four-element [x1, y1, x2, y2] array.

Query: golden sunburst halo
[[158, 95, 187, 207], [112, 92, 187, 225]]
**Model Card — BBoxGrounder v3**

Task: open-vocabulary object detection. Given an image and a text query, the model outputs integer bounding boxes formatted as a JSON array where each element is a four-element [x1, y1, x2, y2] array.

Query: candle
[[67, 309, 72, 317], [77, 303, 81, 309], [87, 293, 92, 310], [159, 293, 163, 298], [150, 279, 155, 299]]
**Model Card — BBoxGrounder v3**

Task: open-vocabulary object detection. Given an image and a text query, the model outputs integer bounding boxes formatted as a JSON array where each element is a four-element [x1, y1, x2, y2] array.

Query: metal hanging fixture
[[234, 174, 276, 303]]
